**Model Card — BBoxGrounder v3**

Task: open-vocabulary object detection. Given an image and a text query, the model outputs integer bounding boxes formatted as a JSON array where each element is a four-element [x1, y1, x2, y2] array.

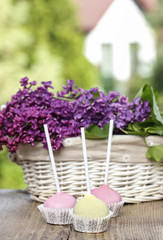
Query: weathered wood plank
[[69, 201, 163, 240], [0, 190, 162, 240], [0, 190, 71, 240], [108, 201, 163, 240]]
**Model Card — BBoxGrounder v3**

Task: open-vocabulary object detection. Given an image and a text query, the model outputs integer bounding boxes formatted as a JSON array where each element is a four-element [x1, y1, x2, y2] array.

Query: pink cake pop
[[44, 192, 76, 209], [91, 183, 122, 204], [38, 124, 76, 224], [91, 120, 124, 217]]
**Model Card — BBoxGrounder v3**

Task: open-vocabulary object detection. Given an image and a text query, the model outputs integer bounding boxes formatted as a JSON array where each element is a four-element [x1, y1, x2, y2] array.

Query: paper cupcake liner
[[38, 204, 73, 225], [71, 211, 112, 233], [107, 199, 124, 217]]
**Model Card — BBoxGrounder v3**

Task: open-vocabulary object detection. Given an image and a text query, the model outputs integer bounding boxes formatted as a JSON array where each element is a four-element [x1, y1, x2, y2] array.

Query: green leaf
[[85, 124, 110, 139], [151, 88, 163, 124], [127, 123, 135, 131], [123, 123, 147, 136], [135, 84, 163, 124], [146, 145, 163, 162], [145, 126, 163, 135], [135, 84, 152, 105]]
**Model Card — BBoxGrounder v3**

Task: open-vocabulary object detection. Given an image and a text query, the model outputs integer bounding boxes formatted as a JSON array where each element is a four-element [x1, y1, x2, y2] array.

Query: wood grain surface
[[0, 190, 162, 240]]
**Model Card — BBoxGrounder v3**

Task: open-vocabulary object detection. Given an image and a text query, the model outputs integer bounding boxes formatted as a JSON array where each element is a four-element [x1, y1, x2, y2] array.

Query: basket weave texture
[[10, 135, 163, 203]]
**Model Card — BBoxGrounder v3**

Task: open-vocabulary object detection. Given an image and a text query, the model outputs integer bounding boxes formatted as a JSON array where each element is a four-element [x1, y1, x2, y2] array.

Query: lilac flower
[[30, 81, 37, 86], [0, 78, 151, 153], [20, 76, 29, 87], [41, 81, 54, 89]]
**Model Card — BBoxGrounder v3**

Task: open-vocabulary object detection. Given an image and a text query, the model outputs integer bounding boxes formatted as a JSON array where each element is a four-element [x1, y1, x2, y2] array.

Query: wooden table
[[0, 190, 162, 240]]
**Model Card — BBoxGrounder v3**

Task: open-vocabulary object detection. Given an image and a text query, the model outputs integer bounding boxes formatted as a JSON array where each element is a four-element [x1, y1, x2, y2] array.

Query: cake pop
[[71, 127, 112, 233], [91, 120, 124, 217], [73, 193, 109, 218], [38, 124, 76, 225]]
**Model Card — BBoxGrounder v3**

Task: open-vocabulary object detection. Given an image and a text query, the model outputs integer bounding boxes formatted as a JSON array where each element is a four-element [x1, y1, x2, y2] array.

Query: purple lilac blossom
[[0, 77, 151, 152]]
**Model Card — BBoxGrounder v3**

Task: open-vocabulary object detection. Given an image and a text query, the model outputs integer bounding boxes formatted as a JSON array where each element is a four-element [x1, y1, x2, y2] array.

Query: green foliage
[[146, 145, 163, 162], [85, 124, 110, 139], [101, 76, 115, 94], [153, 53, 163, 93], [146, 0, 163, 29], [135, 84, 163, 124], [24, 0, 99, 88], [122, 84, 163, 161], [0, 0, 99, 106], [0, 147, 26, 188], [126, 75, 153, 101], [0, 0, 62, 104], [0, 0, 29, 104], [157, 93, 163, 112], [146, 1, 163, 95]]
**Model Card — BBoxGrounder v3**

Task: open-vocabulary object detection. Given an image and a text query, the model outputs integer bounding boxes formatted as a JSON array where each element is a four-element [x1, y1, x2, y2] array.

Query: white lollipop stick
[[44, 124, 60, 192], [104, 120, 114, 184], [81, 127, 91, 194]]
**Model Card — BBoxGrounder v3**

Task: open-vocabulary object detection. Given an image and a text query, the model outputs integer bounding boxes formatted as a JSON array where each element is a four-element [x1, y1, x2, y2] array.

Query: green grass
[[0, 147, 27, 189]]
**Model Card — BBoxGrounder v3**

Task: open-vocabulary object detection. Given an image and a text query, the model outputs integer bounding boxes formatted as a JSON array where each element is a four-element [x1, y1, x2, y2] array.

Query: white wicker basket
[[9, 135, 163, 203]]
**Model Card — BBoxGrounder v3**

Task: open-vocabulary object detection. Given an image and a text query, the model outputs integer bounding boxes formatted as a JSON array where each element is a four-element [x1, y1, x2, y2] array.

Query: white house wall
[[84, 0, 156, 81]]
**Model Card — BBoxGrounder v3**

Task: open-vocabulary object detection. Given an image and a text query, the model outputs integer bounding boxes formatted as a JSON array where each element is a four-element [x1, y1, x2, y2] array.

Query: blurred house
[[72, 0, 157, 82]]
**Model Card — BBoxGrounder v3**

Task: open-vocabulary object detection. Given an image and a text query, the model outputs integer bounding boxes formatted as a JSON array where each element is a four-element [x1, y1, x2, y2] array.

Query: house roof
[[72, 0, 157, 33], [72, 0, 114, 33]]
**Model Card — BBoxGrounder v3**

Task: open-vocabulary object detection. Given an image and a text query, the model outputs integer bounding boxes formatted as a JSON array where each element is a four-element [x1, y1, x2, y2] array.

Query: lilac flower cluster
[[0, 77, 151, 152]]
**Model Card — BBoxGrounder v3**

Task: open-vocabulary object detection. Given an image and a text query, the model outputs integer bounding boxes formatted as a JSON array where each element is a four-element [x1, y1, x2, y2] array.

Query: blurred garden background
[[0, 0, 163, 189]]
